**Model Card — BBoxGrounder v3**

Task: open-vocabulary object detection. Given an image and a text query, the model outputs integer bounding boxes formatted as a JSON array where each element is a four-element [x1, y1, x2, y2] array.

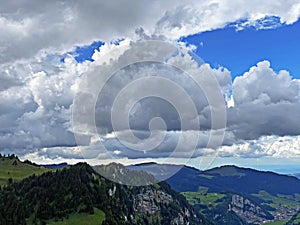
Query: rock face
[[228, 194, 270, 224], [134, 188, 173, 214], [94, 163, 211, 225], [134, 187, 195, 225]]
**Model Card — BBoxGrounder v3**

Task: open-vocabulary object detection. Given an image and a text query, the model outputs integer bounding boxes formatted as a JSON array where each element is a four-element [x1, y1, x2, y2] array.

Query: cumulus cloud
[[1, 38, 300, 162], [99, 129, 233, 159], [228, 61, 300, 140], [1, 1, 300, 162], [154, 1, 300, 37], [70, 39, 228, 164], [1, 0, 300, 64], [0, 55, 89, 155], [217, 135, 300, 158], [71, 42, 300, 161], [232, 61, 299, 105]]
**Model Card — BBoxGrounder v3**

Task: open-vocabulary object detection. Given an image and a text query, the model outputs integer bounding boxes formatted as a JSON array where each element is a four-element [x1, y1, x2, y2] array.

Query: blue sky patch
[[70, 41, 104, 63], [181, 20, 300, 79]]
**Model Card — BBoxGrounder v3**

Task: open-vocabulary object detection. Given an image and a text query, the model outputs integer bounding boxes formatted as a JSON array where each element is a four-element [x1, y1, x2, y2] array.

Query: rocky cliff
[[228, 194, 272, 224]]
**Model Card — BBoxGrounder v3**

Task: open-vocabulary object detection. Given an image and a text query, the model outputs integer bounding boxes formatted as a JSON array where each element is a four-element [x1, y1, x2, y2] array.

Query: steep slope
[[287, 211, 300, 225], [0, 163, 212, 225], [130, 163, 300, 225]]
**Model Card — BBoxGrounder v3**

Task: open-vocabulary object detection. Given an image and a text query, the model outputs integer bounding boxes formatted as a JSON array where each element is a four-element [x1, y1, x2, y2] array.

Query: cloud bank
[[1, 0, 300, 64], [0, 1, 300, 163]]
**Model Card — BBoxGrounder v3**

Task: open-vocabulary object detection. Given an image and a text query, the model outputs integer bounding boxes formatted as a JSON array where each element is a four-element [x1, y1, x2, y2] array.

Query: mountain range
[[129, 163, 300, 225], [0, 155, 209, 225], [0, 155, 299, 225]]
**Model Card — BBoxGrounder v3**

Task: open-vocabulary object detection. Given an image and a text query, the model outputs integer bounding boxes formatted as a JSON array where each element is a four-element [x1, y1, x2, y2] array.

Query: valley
[[130, 163, 300, 225], [0, 156, 299, 225]]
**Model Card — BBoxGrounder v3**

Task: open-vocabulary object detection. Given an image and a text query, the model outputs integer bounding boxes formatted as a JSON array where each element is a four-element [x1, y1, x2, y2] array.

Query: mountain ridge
[[1, 156, 299, 225], [128, 162, 300, 225], [0, 159, 211, 225]]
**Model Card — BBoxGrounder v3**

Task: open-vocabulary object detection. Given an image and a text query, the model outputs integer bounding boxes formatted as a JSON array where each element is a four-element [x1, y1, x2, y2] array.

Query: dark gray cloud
[[0, 39, 299, 162], [0, 76, 22, 91], [1, 1, 300, 161]]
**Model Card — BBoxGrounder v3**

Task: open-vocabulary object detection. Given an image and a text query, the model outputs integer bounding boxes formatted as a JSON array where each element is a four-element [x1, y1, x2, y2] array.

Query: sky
[[181, 18, 300, 79], [0, 0, 300, 174]]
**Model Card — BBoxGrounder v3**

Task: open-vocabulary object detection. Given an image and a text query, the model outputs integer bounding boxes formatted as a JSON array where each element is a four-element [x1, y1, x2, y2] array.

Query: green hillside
[[47, 208, 105, 225], [263, 220, 289, 225], [0, 162, 211, 225], [0, 155, 50, 186], [287, 211, 300, 225]]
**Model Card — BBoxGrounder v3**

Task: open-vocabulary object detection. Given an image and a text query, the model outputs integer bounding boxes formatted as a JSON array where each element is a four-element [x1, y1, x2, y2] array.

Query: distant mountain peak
[[39, 162, 68, 169]]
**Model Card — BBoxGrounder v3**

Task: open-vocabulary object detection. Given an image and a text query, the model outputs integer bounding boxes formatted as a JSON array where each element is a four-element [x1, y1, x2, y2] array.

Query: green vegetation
[[293, 213, 300, 224], [206, 165, 246, 177], [198, 186, 209, 194], [182, 192, 202, 206], [182, 192, 225, 209], [198, 174, 213, 179], [253, 191, 300, 210], [262, 219, 289, 225], [184, 192, 248, 225], [0, 154, 50, 186], [0, 162, 210, 225], [145, 164, 300, 225], [287, 211, 300, 225], [295, 194, 300, 201], [47, 208, 105, 225]]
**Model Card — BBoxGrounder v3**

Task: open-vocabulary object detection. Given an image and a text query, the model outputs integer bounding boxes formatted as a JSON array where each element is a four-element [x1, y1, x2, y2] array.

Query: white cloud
[[154, 1, 300, 38], [1, 0, 300, 65], [0, 54, 91, 153], [217, 135, 300, 158], [1, 1, 300, 163], [228, 60, 300, 140], [1, 38, 300, 161], [232, 16, 283, 31], [232, 61, 299, 105], [71, 39, 229, 162]]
